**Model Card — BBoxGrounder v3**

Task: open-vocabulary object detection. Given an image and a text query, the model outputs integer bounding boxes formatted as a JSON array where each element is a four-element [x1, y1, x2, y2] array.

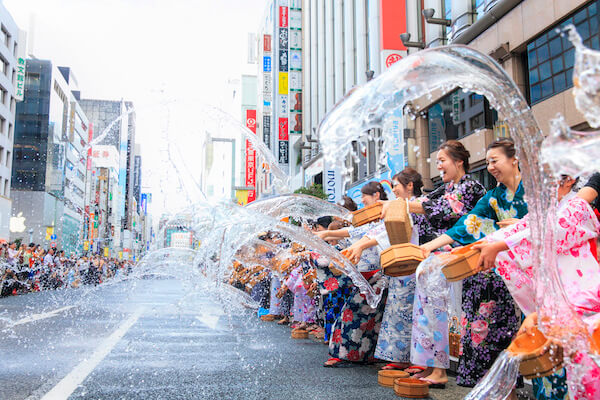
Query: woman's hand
[[497, 218, 519, 228], [315, 230, 329, 240], [473, 240, 508, 271], [342, 244, 363, 264], [517, 312, 538, 336], [379, 200, 392, 219], [420, 243, 434, 259]]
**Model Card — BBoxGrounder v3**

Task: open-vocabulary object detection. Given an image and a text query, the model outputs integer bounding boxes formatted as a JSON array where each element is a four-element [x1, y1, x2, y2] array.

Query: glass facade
[[427, 89, 497, 149], [527, 0, 599, 104], [12, 60, 52, 191]]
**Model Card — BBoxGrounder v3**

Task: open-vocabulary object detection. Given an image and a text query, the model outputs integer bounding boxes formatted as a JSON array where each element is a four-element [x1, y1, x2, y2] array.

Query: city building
[[398, 0, 597, 189], [300, 0, 409, 206], [79, 98, 137, 256], [255, 0, 305, 198], [87, 145, 120, 256], [11, 60, 90, 253], [0, 3, 25, 241]]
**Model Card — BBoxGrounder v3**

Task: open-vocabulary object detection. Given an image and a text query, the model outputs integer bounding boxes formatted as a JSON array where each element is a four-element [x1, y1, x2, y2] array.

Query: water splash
[[245, 194, 352, 223], [465, 351, 521, 400]]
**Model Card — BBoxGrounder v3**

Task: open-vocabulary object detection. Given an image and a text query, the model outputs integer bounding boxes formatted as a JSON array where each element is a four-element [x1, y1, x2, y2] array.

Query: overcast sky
[[4, 0, 267, 218]]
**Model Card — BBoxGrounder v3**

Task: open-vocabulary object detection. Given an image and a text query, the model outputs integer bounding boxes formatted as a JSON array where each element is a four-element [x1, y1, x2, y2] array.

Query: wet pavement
[[0, 278, 527, 399]]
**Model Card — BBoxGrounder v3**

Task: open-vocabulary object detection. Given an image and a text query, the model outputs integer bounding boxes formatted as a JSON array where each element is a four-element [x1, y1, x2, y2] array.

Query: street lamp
[[422, 8, 452, 26], [28, 228, 33, 244], [399, 33, 426, 49]]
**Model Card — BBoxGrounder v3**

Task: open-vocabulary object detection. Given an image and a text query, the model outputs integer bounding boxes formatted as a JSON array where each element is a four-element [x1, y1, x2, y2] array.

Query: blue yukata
[[445, 182, 528, 387]]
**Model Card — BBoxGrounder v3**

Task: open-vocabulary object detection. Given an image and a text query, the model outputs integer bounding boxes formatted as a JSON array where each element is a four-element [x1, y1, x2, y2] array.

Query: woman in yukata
[[343, 168, 427, 372], [475, 174, 600, 400], [315, 181, 388, 367], [418, 138, 526, 387]]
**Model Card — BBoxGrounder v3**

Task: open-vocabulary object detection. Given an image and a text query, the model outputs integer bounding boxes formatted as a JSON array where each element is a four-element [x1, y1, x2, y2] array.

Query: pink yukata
[[487, 193, 600, 399], [286, 265, 316, 323]]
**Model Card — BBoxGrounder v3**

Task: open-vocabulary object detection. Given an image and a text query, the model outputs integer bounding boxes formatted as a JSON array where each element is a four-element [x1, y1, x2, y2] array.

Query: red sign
[[245, 110, 257, 203], [87, 123, 93, 171], [278, 118, 288, 140], [385, 53, 403, 68], [264, 34, 272, 52], [380, 0, 407, 51], [246, 110, 257, 133], [279, 6, 288, 28]]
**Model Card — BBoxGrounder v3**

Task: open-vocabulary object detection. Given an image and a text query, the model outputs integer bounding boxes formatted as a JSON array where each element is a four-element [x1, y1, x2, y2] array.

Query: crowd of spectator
[[0, 242, 134, 297]]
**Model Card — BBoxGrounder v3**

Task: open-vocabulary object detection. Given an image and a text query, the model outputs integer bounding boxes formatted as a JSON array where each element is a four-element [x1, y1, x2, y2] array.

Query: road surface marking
[[9, 306, 75, 327], [40, 309, 143, 400]]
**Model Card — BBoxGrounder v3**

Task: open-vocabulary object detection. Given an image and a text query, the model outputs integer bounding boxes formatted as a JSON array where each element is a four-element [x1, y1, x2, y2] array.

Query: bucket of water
[[393, 378, 429, 398], [291, 329, 309, 339], [351, 202, 382, 227], [440, 242, 481, 282], [507, 323, 563, 379], [377, 370, 409, 387], [384, 198, 412, 245], [380, 243, 423, 277]]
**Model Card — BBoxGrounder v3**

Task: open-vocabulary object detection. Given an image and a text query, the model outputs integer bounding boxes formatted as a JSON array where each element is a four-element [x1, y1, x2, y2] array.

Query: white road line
[[9, 306, 76, 327], [40, 309, 143, 400]]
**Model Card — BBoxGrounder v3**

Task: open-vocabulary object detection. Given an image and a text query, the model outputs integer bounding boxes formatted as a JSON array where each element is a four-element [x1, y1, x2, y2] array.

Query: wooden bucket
[[351, 202, 383, 227], [380, 243, 423, 277], [291, 329, 309, 339], [393, 378, 429, 398], [377, 370, 409, 387], [440, 242, 481, 282], [507, 324, 563, 379], [449, 333, 461, 358], [384, 198, 412, 245], [261, 314, 276, 322]]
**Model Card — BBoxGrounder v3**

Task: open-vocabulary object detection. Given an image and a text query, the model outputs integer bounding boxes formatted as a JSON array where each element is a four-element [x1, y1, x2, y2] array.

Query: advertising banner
[[289, 10, 301, 29], [245, 110, 257, 202], [291, 112, 302, 133], [278, 118, 288, 140], [263, 115, 271, 149], [289, 71, 301, 90], [289, 50, 301, 70], [324, 162, 343, 204], [263, 56, 271, 72], [290, 92, 302, 111], [279, 6, 288, 27], [289, 31, 301, 49], [263, 34, 272, 52], [278, 140, 289, 164], [278, 94, 289, 115], [279, 49, 288, 72], [279, 28, 288, 49], [263, 73, 272, 93], [278, 72, 288, 94]]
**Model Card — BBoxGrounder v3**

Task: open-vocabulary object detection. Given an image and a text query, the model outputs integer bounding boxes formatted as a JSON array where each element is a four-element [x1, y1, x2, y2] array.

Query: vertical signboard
[[380, 0, 407, 69], [278, 117, 288, 164], [264, 34, 272, 52], [279, 6, 288, 27], [245, 109, 257, 202], [263, 115, 271, 149]]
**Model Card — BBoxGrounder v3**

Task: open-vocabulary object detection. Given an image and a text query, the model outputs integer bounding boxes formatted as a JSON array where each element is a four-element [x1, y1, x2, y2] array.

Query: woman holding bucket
[[418, 138, 527, 387]]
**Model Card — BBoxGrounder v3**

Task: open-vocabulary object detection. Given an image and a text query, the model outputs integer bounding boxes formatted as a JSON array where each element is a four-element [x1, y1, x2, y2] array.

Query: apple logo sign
[[10, 212, 26, 233]]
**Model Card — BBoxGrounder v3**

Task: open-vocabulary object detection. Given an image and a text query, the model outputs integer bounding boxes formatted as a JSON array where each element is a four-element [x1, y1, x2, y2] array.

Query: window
[[0, 116, 5, 135], [470, 113, 484, 131], [0, 57, 6, 75], [3, 178, 8, 197], [473, 0, 486, 20], [0, 146, 4, 165], [0, 26, 9, 47], [469, 93, 483, 107], [0, 86, 6, 105], [527, 0, 600, 104], [8, 123, 12, 139], [6, 151, 10, 168], [443, 0, 452, 36]]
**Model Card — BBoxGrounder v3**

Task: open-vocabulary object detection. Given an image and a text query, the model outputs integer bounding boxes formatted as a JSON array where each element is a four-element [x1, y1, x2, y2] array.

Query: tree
[[294, 183, 328, 200]]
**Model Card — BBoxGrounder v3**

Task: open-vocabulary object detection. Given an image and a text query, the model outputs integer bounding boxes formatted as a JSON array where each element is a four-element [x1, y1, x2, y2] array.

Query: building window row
[[527, 0, 599, 104]]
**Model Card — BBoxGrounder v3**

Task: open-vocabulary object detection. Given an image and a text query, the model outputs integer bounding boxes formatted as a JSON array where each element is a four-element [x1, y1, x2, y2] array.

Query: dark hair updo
[[361, 181, 388, 201], [340, 195, 358, 211], [438, 140, 471, 172], [392, 168, 424, 196], [487, 138, 516, 159]]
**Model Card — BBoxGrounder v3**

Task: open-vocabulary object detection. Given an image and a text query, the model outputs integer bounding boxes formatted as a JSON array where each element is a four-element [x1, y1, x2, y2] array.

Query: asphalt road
[[0, 277, 487, 399]]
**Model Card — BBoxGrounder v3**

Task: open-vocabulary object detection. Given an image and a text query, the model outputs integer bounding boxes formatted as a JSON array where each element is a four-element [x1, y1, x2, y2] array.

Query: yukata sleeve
[[445, 191, 499, 245], [555, 197, 600, 255], [365, 221, 390, 249], [421, 180, 486, 228], [347, 224, 370, 241]]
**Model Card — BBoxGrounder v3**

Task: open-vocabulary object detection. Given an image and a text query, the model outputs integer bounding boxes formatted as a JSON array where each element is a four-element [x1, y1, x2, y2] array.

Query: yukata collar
[[444, 174, 471, 191], [497, 179, 524, 195]]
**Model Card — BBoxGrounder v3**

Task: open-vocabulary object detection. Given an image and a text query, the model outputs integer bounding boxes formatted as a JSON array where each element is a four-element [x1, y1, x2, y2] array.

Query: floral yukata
[[367, 210, 421, 365], [410, 175, 486, 369], [327, 221, 386, 363], [286, 264, 316, 323], [488, 193, 600, 400], [445, 181, 527, 387]]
